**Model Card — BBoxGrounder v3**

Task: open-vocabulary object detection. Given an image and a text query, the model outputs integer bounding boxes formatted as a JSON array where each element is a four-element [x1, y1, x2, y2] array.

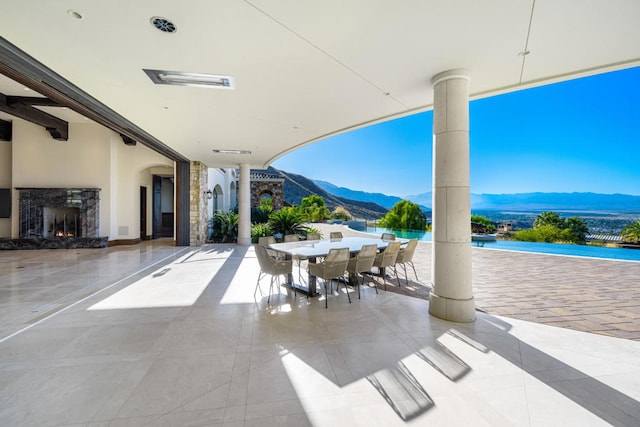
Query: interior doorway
[[152, 175, 174, 239], [139, 186, 147, 240]]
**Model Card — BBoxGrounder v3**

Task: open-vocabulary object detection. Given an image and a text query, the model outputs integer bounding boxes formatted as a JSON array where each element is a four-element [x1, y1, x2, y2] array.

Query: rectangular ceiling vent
[[143, 69, 235, 89]]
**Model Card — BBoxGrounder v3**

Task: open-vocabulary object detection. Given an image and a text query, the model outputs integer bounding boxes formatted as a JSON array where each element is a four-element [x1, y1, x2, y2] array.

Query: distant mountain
[[313, 180, 404, 210], [470, 192, 640, 211], [401, 191, 640, 212], [270, 170, 640, 216], [265, 167, 389, 220]]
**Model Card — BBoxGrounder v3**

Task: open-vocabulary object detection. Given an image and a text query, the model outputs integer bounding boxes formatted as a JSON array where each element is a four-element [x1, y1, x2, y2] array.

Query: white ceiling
[[1, 0, 639, 167]]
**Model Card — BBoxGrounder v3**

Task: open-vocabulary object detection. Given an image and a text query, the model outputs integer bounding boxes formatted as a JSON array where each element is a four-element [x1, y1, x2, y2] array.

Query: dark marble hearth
[[0, 237, 108, 250]]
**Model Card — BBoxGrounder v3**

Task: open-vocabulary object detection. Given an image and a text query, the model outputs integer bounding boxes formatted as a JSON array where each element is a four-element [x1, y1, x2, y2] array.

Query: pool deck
[[314, 223, 640, 341]]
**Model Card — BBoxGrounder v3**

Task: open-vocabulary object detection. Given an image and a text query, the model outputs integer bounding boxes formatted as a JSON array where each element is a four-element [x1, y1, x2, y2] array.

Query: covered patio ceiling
[[1, 0, 639, 167]]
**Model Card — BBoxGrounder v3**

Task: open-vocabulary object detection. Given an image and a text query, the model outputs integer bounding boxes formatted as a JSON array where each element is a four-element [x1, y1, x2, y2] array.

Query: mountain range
[[268, 167, 640, 217], [312, 179, 640, 213]]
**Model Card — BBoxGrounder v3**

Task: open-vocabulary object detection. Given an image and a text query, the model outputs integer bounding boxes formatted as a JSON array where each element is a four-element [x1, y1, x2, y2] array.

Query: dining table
[[268, 236, 405, 296]]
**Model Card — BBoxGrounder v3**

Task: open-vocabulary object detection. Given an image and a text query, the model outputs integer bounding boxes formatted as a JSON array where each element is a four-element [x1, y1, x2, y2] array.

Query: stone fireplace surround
[[0, 188, 108, 249]]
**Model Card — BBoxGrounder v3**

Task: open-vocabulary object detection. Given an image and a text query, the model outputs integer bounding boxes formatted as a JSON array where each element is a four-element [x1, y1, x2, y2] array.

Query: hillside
[[266, 167, 388, 220]]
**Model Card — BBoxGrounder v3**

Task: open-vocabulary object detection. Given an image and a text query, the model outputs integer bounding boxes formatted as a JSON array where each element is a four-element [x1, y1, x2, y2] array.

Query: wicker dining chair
[[345, 244, 378, 298], [254, 244, 293, 304], [308, 247, 350, 308], [394, 239, 419, 285], [372, 241, 401, 290]]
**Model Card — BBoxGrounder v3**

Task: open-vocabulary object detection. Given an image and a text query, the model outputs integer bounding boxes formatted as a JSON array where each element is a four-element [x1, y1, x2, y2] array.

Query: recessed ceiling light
[[150, 17, 177, 33], [212, 149, 251, 155], [143, 69, 235, 89]]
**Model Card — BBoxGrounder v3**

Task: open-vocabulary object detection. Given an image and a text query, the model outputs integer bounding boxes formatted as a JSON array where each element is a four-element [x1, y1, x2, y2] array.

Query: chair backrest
[[255, 244, 291, 275], [284, 234, 300, 242], [348, 244, 377, 273], [330, 231, 343, 239], [320, 247, 350, 278], [377, 241, 401, 268], [258, 236, 276, 246], [396, 239, 418, 263], [381, 232, 396, 241], [306, 233, 321, 240]]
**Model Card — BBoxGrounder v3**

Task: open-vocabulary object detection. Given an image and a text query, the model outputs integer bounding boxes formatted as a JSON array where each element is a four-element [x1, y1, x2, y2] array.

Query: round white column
[[237, 163, 251, 246], [429, 69, 475, 322]]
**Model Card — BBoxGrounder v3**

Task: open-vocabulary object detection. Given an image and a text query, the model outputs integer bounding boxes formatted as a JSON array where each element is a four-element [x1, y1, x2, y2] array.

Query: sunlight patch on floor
[[88, 250, 223, 310]]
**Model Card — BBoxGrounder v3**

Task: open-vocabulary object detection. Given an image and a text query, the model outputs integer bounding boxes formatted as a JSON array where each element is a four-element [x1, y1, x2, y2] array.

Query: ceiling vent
[[143, 69, 236, 89], [150, 17, 177, 33]]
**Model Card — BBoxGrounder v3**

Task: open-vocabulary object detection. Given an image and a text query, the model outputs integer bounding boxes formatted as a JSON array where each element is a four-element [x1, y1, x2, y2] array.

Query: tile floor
[[1, 240, 639, 426]]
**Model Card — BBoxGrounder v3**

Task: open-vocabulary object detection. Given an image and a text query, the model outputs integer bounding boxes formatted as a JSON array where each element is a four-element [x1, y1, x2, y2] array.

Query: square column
[[429, 69, 475, 322]]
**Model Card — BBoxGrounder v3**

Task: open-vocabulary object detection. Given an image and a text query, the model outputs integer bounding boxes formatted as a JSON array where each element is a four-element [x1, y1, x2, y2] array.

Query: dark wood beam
[[0, 92, 68, 140], [0, 118, 11, 141], [0, 36, 189, 162], [6, 95, 62, 107]]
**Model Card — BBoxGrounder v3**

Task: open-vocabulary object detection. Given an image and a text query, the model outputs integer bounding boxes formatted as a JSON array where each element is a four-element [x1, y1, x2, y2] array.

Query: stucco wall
[[8, 119, 172, 241]]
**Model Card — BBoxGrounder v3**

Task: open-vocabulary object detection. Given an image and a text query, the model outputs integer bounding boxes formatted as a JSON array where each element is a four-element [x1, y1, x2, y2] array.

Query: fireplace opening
[[43, 207, 81, 238]]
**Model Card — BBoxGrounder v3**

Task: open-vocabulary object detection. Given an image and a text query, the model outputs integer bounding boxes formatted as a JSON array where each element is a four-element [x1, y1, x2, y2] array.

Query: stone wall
[[190, 161, 208, 246], [250, 180, 284, 210]]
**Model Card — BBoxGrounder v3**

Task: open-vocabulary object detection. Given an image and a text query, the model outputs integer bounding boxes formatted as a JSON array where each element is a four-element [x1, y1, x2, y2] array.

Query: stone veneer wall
[[17, 188, 100, 238], [190, 161, 208, 246], [250, 180, 284, 210]]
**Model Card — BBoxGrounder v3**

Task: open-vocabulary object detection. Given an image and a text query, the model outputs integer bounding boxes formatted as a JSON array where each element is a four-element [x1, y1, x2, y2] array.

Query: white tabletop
[[268, 236, 402, 258]]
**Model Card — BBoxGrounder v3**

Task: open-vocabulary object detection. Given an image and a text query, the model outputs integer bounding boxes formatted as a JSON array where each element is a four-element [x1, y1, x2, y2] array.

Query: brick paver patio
[[314, 223, 640, 341]]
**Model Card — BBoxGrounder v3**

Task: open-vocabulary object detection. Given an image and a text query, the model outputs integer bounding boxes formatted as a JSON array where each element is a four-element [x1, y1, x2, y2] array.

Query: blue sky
[[273, 66, 640, 197]]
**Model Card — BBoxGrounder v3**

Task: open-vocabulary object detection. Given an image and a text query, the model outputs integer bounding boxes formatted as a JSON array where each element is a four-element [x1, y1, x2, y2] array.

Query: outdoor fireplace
[[6, 188, 108, 249]]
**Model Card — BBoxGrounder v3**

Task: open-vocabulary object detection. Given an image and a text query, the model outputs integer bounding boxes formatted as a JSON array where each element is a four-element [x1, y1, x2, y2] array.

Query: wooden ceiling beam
[[0, 92, 68, 140]]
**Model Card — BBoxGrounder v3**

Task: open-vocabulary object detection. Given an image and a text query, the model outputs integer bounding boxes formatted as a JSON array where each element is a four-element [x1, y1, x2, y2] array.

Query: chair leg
[[393, 265, 401, 287], [409, 261, 418, 282], [325, 279, 329, 309], [255, 271, 263, 298]]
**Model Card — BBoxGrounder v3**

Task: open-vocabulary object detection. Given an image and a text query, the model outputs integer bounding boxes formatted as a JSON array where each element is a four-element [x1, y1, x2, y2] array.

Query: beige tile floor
[[1, 237, 639, 426]]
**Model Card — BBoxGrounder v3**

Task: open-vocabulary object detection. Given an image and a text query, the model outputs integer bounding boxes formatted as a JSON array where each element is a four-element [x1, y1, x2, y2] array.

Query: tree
[[378, 200, 427, 231], [565, 216, 589, 243], [622, 221, 640, 243], [534, 211, 565, 229], [299, 195, 330, 222]]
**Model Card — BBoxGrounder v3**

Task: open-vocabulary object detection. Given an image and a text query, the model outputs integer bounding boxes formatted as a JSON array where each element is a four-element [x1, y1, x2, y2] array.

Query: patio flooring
[[1, 230, 639, 426], [312, 223, 640, 341]]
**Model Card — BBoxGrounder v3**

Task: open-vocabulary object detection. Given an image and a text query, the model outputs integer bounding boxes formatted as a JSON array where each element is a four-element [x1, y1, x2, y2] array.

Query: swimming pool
[[362, 227, 640, 262]]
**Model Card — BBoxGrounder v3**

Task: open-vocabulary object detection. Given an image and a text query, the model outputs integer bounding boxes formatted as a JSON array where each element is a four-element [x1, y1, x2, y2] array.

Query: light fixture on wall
[[204, 189, 213, 200]]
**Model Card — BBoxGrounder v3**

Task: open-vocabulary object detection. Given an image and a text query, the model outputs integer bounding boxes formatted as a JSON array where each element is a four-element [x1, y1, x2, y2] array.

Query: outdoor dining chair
[[308, 247, 350, 308], [329, 231, 343, 239], [254, 244, 293, 304], [345, 244, 378, 298], [372, 241, 401, 290], [381, 232, 396, 241], [306, 233, 321, 240], [394, 239, 419, 285], [284, 234, 300, 242]]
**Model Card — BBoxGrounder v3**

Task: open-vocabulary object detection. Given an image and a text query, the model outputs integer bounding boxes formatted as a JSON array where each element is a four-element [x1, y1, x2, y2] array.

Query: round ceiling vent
[[150, 17, 177, 33]]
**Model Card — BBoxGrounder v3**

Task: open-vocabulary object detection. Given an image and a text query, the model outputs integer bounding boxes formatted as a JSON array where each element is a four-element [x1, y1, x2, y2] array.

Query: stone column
[[429, 69, 475, 323], [237, 163, 251, 245], [189, 161, 208, 246]]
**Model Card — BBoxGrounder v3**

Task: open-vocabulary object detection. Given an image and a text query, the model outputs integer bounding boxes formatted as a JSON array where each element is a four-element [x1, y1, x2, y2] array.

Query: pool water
[[363, 227, 640, 262]]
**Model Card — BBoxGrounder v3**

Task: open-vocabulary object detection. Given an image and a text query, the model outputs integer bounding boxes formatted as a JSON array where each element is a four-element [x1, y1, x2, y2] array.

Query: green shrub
[[251, 222, 273, 243], [268, 207, 307, 238]]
